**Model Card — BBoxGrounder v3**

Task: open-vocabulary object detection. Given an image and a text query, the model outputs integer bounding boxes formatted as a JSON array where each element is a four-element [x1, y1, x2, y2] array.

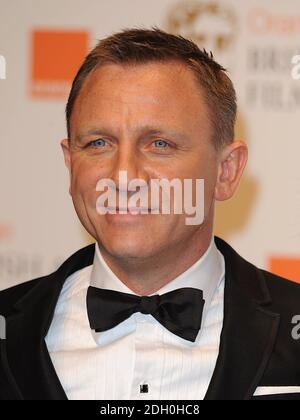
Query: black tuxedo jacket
[[0, 237, 300, 400]]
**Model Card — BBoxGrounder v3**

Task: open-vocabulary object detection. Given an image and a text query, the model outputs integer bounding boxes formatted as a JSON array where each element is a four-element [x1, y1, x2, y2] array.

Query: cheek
[[186, 158, 218, 209], [203, 167, 218, 204], [70, 157, 104, 198], [179, 157, 217, 188]]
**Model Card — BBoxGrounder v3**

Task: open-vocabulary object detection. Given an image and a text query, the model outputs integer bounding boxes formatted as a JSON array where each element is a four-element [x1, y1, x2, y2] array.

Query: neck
[[97, 226, 213, 296]]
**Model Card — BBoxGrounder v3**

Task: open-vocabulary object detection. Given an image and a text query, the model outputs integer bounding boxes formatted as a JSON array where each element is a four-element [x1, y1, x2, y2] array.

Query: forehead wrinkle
[[71, 61, 210, 142], [76, 122, 191, 147], [76, 61, 203, 116]]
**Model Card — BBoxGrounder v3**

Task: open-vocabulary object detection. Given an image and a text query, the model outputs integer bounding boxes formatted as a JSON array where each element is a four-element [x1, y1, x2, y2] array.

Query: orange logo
[[30, 30, 89, 99], [269, 257, 300, 284], [0, 224, 13, 241]]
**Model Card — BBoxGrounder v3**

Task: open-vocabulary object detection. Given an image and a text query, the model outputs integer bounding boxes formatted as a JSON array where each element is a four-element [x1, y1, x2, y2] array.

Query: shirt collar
[[90, 237, 225, 317]]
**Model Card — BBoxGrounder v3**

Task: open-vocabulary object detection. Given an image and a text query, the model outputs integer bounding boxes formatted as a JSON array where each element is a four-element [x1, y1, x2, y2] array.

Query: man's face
[[63, 61, 220, 260]]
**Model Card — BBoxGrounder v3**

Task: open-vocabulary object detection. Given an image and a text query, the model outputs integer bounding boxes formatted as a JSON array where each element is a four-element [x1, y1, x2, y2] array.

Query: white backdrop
[[1, 0, 300, 290]]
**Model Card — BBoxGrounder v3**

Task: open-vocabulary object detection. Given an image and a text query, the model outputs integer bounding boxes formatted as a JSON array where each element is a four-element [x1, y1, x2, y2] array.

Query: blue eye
[[154, 139, 168, 148], [89, 139, 107, 148]]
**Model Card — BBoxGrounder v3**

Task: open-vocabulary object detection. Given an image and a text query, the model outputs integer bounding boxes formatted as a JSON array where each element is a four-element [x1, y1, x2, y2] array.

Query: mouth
[[106, 207, 159, 214]]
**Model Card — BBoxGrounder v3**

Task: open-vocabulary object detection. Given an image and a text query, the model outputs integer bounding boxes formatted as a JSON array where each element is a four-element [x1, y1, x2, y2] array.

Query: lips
[[107, 207, 158, 213]]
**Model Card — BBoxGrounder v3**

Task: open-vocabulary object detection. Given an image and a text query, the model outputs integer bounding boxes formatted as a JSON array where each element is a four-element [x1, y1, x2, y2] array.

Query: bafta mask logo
[[166, 0, 238, 65]]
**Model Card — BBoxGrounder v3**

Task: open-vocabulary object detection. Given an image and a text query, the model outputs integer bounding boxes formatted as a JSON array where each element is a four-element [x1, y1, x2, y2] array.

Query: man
[[0, 28, 300, 401]]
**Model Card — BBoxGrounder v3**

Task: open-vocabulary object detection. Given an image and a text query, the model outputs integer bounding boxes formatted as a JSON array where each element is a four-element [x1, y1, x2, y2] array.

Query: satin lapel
[[4, 238, 281, 400], [5, 244, 95, 400], [205, 238, 280, 400]]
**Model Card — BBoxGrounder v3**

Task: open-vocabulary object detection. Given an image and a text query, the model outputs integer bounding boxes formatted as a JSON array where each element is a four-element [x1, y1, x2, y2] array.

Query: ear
[[215, 140, 248, 201], [61, 138, 71, 170], [60, 139, 72, 195]]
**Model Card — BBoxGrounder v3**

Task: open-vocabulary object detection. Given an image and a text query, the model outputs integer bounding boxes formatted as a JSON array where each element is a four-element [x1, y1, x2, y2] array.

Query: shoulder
[[0, 277, 45, 316], [215, 236, 300, 313], [0, 243, 96, 316], [258, 270, 300, 383], [261, 269, 300, 312]]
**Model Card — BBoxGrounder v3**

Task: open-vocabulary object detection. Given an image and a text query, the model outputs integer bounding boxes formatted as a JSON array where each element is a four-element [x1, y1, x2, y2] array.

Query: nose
[[110, 142, 149, 192]]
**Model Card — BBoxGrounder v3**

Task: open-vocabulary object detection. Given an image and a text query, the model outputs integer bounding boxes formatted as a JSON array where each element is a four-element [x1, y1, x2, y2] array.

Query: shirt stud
[[140, 384, 149, 394]]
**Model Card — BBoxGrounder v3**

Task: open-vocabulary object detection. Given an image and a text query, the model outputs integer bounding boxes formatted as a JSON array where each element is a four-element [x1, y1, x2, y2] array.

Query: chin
[[98, 232, 158, 260]]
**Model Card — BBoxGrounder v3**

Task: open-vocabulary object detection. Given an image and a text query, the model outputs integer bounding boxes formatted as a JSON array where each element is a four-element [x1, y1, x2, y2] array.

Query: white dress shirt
[[45, 238, 225, 400]]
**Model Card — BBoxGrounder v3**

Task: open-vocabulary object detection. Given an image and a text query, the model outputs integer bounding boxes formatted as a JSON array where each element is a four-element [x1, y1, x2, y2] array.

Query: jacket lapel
[[205, 238, 280, 400], [4, 244, 96, 400], [3, 238, 281, 400]]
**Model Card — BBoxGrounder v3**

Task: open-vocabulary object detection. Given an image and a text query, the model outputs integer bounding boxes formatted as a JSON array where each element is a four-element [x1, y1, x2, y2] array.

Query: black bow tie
[[87, 287, 205, 342]]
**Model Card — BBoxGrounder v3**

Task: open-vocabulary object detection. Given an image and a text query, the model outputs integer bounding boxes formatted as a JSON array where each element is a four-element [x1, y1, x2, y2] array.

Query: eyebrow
[[75, 125, 189, 143]]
